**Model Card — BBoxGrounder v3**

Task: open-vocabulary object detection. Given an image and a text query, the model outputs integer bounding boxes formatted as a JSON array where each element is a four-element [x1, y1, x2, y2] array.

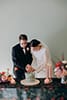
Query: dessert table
[[0, 78, 67, 100]]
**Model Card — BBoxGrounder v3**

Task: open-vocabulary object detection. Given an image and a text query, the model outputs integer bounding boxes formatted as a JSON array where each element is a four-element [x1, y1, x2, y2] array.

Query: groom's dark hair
[[19, 34, 28, 40]]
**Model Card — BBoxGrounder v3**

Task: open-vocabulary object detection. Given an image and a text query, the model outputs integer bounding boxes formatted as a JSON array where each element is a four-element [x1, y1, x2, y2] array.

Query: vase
[[61, 76, 67, 84]]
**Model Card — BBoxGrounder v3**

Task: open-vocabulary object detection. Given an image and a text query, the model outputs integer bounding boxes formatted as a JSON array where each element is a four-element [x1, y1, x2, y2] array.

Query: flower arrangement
[[54, 59, 67, 84], [0, 71, 7, 82], [0, 72, 5, 77], [0, 68, 16, 84]]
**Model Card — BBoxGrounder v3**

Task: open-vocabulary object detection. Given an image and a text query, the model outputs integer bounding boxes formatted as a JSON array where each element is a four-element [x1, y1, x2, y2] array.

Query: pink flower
[[1, 72, 5, 75]]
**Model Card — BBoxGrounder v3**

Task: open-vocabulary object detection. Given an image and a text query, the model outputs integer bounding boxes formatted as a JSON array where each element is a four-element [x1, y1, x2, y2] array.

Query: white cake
[[25, 72, 35, 82], [21, 72, 40, 86]]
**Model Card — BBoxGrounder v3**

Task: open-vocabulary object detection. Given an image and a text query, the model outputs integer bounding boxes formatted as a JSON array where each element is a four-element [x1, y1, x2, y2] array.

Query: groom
[[12, 34, 33, 82]]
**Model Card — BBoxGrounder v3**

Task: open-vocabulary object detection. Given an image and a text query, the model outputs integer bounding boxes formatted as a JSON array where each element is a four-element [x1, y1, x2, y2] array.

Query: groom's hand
[[26, 64, 35, 72]]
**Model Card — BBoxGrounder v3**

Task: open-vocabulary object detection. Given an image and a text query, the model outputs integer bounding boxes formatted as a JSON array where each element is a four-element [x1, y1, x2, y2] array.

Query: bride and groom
[[12, 34, 52, 82]]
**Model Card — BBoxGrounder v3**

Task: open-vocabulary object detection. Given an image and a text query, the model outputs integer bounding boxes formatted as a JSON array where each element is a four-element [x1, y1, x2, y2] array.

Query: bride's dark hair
[[30, 39, 41, 47]]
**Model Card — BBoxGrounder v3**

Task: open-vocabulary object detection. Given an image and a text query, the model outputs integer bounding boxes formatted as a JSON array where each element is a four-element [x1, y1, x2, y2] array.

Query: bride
[[30, 39, 53, 79]]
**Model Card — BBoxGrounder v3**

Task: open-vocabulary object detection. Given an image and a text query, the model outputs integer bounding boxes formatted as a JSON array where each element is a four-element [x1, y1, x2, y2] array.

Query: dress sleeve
[[35, 46, 53, 78], [45, 46, 53, 78]]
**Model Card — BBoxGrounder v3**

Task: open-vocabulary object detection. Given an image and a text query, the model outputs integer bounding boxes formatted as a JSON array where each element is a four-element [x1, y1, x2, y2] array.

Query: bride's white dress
[[31, 45, 52, 78]]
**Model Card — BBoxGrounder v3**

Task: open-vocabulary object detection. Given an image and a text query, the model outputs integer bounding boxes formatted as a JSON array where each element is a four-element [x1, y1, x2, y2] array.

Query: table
[[0, 78, 67, 100]]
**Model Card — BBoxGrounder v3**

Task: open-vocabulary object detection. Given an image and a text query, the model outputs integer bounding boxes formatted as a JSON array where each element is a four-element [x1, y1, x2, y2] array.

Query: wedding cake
[[21, 65, 40, 86], [25, 72, 35, 82]]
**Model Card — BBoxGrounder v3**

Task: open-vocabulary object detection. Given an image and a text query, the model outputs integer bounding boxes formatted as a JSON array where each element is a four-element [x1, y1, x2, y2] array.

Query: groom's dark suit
[[12, 43, 32, 81]]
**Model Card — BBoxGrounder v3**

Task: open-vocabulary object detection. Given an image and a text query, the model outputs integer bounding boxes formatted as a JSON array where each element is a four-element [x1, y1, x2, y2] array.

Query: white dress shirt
[[23, 48, 26, 54]]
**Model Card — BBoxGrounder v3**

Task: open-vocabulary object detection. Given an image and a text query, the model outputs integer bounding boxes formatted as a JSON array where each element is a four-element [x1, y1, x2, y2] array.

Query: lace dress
[[31, 45, 52, 78]]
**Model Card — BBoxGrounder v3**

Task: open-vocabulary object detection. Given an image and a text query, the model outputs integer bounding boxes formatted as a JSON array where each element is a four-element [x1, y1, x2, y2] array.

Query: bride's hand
[[44, 78, 52, 84]]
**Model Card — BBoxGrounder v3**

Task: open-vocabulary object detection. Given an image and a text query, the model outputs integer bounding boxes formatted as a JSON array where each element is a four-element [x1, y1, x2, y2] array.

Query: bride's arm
[[46, 47, 52, 78]]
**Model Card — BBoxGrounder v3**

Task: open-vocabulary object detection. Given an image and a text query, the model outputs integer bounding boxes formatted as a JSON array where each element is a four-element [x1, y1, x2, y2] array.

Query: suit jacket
[[12, 43, 33, 72]]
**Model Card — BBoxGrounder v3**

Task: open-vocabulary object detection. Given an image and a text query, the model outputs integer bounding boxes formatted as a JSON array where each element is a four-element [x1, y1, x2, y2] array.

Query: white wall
[[0, 0, 67, 75]]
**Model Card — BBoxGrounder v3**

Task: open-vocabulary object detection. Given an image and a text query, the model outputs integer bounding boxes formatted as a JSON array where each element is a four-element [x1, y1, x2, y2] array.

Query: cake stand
[[21, 79, 40, 86]]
